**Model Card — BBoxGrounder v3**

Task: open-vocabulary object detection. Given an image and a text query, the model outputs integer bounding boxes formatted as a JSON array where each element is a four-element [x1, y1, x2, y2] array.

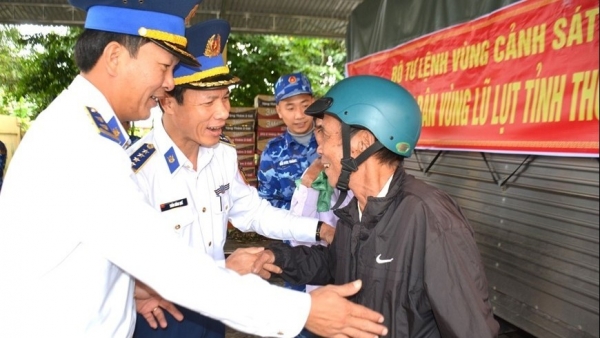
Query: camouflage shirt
[[258, 131, 318, 210]]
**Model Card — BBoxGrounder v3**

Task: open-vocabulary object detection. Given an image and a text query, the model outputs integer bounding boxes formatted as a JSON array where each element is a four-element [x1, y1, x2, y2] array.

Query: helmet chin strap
[[332, 122, 384, 210]]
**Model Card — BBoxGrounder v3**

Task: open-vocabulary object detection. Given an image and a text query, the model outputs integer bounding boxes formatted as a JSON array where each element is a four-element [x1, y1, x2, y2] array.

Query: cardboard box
[[257, 107, 279, 119], [229, 107, 257, 120], [257, 118, 287, 132], [223, 131, 256, 144], [240, 166, 257, 178], [256, 138, 271, 152], [235, 143, 256, 155], [257, 130, 284, 141], [254, 94, 276, 108], [237, 154, 256, 167], [224, 119, 256, 132], [245, 177, 258, 188]]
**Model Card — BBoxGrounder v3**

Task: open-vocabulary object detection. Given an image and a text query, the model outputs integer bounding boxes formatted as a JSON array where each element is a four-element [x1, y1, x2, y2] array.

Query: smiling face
[[276, 94, 315, 134], [315, 115, 345, 187], [161, 87, 231, 148], [114, 42, 179, 122], [316, 115, 373, 188]]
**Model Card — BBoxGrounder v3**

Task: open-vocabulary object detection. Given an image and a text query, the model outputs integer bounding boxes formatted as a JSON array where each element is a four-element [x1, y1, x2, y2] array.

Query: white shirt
[[288, 172, 353, 292], [127, 119, 318, 264], [0, 76, 309, 338]]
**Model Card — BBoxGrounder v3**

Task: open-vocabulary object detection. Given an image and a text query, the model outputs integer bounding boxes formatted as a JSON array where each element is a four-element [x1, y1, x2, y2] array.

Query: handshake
[[225, 246, 281, 280]]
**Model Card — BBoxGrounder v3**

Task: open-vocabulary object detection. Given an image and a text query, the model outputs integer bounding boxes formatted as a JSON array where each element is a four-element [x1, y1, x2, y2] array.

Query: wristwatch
[[315, 221, 323, 242]]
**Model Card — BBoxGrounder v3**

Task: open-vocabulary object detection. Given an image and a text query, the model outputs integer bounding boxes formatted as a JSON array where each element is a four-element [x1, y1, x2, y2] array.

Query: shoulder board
[[86, 106, 119, 143], [219, 134, 235, 147], [129, 143, 156, 173]]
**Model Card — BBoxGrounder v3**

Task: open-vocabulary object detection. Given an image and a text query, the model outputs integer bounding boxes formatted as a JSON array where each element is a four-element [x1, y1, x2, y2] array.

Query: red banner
[[346, 0, 599, 157]]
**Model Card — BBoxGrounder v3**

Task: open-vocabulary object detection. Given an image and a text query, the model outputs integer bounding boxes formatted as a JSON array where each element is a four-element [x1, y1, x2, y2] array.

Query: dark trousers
[[133, 304, 225, 338]]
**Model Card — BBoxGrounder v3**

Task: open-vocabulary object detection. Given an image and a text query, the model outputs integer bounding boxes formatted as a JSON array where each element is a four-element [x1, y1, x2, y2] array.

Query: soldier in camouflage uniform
[[257, 73, 319, 211], [257, 73, 320, 338]]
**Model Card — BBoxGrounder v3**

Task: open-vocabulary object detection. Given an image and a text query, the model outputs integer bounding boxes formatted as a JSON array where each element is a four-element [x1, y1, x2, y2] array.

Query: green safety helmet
[[305, 75, 422, 207], [305, 75, 422, 157]]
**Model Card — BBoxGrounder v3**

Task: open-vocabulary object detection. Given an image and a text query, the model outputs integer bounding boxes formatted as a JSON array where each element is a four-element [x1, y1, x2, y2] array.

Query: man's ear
[[352, 130, 376, 154], [102, 41, 124, 77], [159, 96, 175, 115]]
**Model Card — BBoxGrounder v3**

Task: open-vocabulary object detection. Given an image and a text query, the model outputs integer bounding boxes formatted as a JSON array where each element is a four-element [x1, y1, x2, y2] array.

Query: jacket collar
[[335, 166, 407, 229]]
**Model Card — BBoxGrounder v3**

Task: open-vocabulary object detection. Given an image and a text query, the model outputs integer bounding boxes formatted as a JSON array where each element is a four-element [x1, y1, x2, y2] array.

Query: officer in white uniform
[[0, 1, 388, 338], [128, 19, 329, 338]]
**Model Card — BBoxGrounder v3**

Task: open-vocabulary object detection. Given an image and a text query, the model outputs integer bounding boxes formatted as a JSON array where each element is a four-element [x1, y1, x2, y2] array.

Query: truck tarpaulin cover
[[346, 0, 599, 157]]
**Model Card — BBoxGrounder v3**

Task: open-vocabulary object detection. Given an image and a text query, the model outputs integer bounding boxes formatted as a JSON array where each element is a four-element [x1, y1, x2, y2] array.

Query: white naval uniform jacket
[[0, 76, 310, 338], [127, 119, 318, 264]]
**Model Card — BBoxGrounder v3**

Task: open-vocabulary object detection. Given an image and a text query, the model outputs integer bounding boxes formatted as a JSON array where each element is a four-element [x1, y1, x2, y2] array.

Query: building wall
[[405, 150, 599, 338]]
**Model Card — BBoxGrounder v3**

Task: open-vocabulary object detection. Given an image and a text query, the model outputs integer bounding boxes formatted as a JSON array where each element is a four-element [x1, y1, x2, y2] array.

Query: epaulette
[[129, 143, 156, 173], [85, 106, 128, 147], [219, 134, 235, 147], [86, 106, 119, 143]]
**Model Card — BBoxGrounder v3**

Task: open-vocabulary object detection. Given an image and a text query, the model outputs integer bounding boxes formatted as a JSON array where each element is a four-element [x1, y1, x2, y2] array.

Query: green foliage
[[1, 24, 346, 121], [8, 27, 81, 120], [0, 26, 25, 117], [0, 27, 23, 96], [227, 34, 346, 107]]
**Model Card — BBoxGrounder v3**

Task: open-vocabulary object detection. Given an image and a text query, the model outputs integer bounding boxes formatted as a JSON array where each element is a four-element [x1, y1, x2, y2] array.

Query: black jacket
[[269, 167, 499, 337]]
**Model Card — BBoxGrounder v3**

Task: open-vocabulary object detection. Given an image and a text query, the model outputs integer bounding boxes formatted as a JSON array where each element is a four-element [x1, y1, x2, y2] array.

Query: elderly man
[[253, 75, 500, 338], [0, 0, 388, 336]]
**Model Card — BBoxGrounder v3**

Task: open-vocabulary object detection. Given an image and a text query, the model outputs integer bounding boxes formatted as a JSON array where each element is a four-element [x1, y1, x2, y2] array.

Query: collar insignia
[[106, 116, 128, 148], [164, 147, 180, 174]]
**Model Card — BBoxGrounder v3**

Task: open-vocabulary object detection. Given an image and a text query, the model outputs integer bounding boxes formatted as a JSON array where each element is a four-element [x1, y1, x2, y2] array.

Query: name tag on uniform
[[278, 158, 298, 166], [160, 198, 188, 212]]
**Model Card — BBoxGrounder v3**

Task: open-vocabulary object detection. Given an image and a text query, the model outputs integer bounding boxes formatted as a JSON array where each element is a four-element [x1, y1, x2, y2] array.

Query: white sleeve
[[79, 142, 311, 337], [228, 169, 318, 243]]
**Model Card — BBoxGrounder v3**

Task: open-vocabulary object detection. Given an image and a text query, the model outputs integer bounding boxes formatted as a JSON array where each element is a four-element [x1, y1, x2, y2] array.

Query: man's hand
[[251, 249, 282, 278], [319, 222, 335, 245], [305, 280, 388, 338], [134, 280, 183, 329], [226, 247, 272, 279], [301, 158, 324, 187]]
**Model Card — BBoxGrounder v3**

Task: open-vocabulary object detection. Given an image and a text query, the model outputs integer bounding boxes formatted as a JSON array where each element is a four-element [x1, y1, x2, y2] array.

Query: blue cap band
[[85, 6, 185, 41], [174, 55, 225, 79]]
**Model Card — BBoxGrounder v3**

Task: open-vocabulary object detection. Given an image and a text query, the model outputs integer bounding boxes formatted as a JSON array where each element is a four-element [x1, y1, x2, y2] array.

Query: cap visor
[[151, 39, 199, 67], [305, 97, 333, 118], [180, 73, 241, 89]]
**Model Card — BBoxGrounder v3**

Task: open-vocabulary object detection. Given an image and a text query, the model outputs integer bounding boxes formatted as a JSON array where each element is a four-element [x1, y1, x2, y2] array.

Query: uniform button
[[202, 207, 206, 213], [208, 241, 212, 247], [277, 331, 284, 335], [225, 205, 229, 210], [174, 224, 181, 230]]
